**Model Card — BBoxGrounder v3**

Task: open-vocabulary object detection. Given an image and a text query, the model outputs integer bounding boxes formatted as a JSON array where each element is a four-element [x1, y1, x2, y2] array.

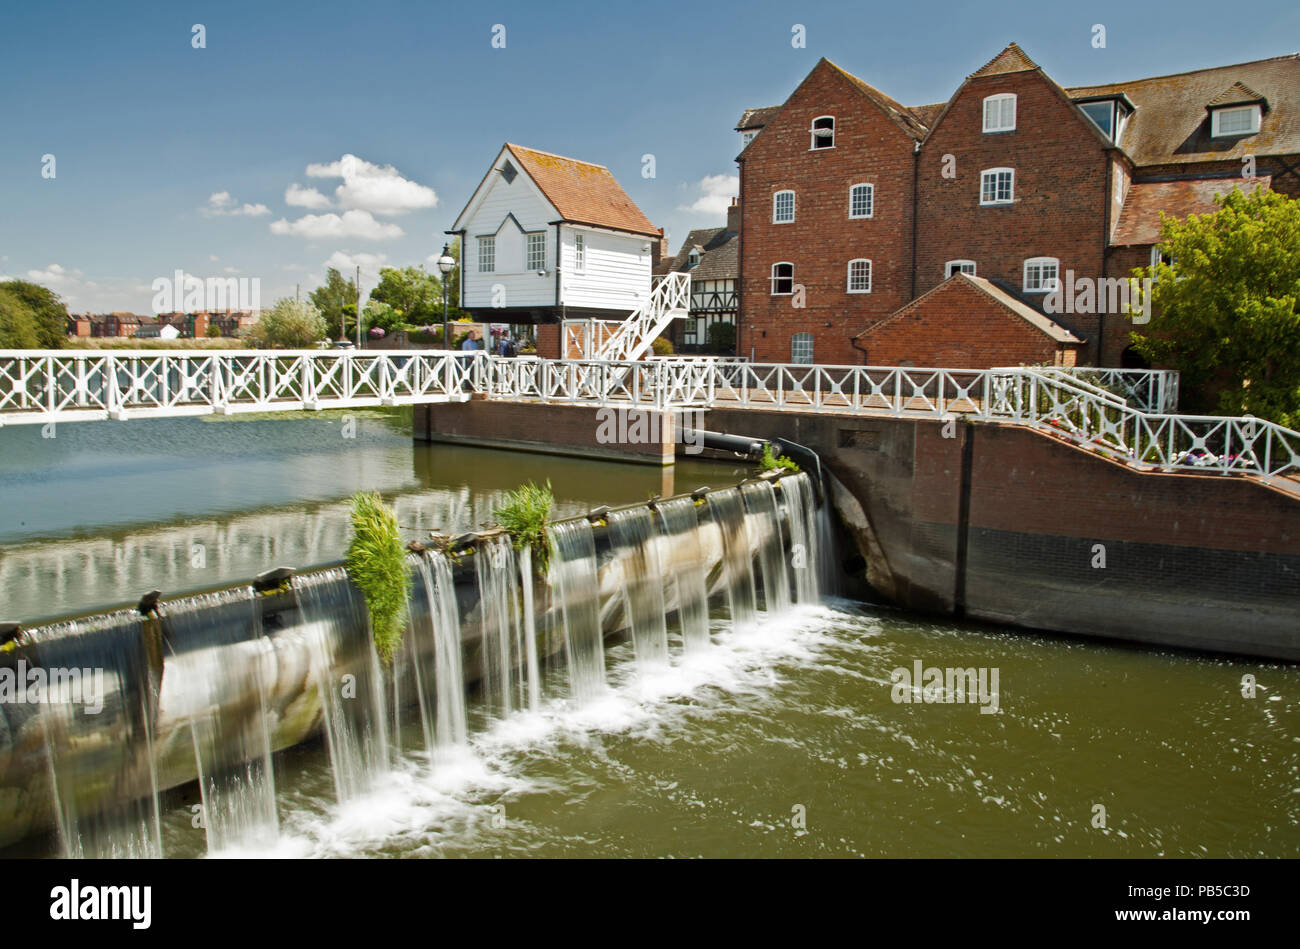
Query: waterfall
[[608, 507, 670, 667], [706, 487, 758, 629], [547, 518, 606, 700], [475, 535, 536, 716], [296, 568, 390, 803], [409, 551, 467, 751], [518, 544, 542, 712], [783, 475, 821, 605], [33, 610, 162, 858], [654, 497, 711, 652], [162, 587, 278, 853], [741, 481, 792, 617]]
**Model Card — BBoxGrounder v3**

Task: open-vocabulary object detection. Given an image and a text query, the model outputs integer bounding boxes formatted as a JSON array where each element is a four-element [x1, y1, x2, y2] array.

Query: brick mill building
[[735, 45, 1300, 367]]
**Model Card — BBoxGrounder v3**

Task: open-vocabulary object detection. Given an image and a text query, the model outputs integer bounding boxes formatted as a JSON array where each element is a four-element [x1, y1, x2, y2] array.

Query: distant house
[[134, 318, 180, 340], [66, 315, 91, 337], [654, 201, 740, 355], [448, 143, 664, 356]]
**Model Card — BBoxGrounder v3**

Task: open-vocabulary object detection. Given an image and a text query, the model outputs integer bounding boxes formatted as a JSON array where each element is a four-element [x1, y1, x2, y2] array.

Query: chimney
[[651, 227, 669, 268], [726, 197, 741, 234]]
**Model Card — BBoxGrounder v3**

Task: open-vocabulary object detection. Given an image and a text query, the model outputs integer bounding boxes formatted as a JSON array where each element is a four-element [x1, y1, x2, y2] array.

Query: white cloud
[[285, 182, 332, 209], [679, 174, 739, 216], [201, 191, 270, 217], [269, 209, 403, 241], [209, 254, 220, 262], [26, 263, 82, 286], [305, 154, 437, 216]]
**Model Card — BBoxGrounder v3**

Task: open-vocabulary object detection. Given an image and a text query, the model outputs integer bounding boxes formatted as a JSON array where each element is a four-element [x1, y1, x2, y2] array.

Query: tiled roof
[[827, 60, 930, 140], [968, 43, 1039, 79], [1111, 176, 1271, 246], [857, 273, 1083, 344], [1208, 80, 1268, 108], [1067, 54, 1300, 165], [908, 102, 946, 127], [736, 106, 782, 130], [654, 226, 737, 279], [503, 144, 660, 237]]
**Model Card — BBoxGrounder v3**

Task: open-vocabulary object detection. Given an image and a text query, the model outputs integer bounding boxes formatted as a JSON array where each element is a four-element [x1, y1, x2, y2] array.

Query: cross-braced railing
[[0, 350, 482, 424], [590, 271, 691, 362]]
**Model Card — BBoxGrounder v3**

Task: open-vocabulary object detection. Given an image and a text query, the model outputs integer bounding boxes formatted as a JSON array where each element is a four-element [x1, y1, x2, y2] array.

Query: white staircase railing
[[590, 271, 690, 362]]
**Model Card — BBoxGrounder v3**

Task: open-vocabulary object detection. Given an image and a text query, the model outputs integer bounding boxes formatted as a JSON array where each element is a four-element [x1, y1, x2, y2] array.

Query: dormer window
[[741, 130, 758, 149], [810, 116, 835, 149], [1075, 95, 1133, 143], [687, 248, 701, 268], [982, 94, 1016, 133], [1211, 105, 1261, 137]]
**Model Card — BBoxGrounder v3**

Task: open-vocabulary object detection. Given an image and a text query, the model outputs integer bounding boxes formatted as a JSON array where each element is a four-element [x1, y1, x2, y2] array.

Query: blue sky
[[2, 0, 1296, 312]]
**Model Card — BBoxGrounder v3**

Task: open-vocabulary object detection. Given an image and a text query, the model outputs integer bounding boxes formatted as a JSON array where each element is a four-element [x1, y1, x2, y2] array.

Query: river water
[[2, 412, 1296, 858]]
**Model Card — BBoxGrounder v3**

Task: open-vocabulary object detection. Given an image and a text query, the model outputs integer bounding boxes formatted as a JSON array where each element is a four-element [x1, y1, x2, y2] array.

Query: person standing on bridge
[[461, 329, 480, 351]]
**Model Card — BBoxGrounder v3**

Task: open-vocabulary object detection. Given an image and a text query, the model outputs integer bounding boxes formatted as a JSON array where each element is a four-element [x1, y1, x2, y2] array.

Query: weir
[[0, 470, 820, 854]]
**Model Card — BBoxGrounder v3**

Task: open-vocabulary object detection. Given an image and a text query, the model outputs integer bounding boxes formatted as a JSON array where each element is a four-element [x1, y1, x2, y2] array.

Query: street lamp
[[436, 243, 456, 350]]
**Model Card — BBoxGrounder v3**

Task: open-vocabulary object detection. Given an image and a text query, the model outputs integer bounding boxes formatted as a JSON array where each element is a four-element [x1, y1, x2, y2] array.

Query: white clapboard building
[[449, 144, 665, 340]]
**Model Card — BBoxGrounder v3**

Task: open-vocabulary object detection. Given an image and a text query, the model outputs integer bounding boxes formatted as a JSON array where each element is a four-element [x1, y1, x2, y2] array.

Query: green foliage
[[0, 288, 42, 348], [494, 480, 554, 574], [344, 491, 411, 665], [205, 322, 223, 338], [370, 265, 445, 325], [247, 297, 328, 349], [760, 443, 801, 473], [362, 301, 403, 334], [705, 321, 736, 354], [1131, 188, 1300, 425], [651, 336, 674, 356], [0, 280, 68, 348], [309, 268, 358, 338]]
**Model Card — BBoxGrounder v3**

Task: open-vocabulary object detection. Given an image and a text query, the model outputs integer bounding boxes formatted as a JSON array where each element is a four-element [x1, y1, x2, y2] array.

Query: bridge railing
[[0, 350, 484, 423]]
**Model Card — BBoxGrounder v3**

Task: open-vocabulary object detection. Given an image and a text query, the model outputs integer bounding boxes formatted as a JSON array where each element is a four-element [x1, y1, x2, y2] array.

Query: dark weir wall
[[422, 399, 1299, 659]]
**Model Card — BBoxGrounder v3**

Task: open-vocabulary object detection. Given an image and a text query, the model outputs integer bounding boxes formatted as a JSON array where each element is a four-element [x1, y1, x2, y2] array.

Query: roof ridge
[[968, 42, 1040, 79], [504, 143, 610, 171], [1066, 52, 1299, 92]]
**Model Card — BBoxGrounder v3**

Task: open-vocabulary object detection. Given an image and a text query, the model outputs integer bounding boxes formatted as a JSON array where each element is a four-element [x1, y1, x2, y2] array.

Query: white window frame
[[741, 130, 758, 148], [526, 232, 546, 271], [791, 332, 814, 364], [980, 168, 1015, 206], [846, 259, 872, 293], [478, 235, 495, 273], [1211, 105, 1261, 137], [1023, 256, 1060, 294], [982, 93, 1017, 133], [809, 115, 835, 149], [574, 232, 586, 273], [770, 262, 794, 296], [848, 183, 874, 219], [945, 259, 976, 278], [772, 189, 795, 224]]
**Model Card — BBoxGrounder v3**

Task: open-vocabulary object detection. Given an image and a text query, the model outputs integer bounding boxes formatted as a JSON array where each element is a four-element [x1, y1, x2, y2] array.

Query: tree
[[247, 298, 327, 349], [206, 322, 222, 338], [0, 288, 41, 348], [0, 280, 68, 348], [370, 265, 440, 324], [309, 268, 358, 340], [1132, 188, 1300, 425], [362, 301, 403, 333]]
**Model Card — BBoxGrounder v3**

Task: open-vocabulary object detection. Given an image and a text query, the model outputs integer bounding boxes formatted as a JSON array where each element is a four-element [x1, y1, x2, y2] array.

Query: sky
[[2, 0, 1297, 313]]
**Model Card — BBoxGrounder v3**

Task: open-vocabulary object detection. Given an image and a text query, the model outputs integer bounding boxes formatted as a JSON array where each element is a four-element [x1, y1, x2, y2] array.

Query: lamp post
[[436, 243, 456, 350]]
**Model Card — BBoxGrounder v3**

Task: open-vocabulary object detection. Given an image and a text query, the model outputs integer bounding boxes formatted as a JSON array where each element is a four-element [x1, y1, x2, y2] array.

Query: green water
[[3, 413, 1296, 858]]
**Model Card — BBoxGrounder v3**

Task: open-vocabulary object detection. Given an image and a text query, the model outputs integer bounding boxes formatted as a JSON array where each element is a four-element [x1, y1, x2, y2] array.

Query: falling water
[[741, 480, 792, 616], [707, 487, 758, 629], [475, 535, 535, 716], [409, 551, 467, 751], [655, 497, 711, 652], [31, 610, 163, 858], [608, 507, 670, 667], [161, 587, 278, 853], [296, 568, 390, 803], [547, 518, 606, 700], [782, 475, 821, 605], [518, 544, 542, 712]]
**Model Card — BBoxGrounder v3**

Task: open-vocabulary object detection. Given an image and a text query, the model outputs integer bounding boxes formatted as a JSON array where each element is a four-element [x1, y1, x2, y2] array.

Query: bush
[[759, 443, 801, 473], [0, 288, 41, 348], [206, 323, 222, 338], [705, 321, 736, 354], [344, 491, 411, 665], [494, 481, 554, 574], [246, 298, 327, 349], [651, 336, 674, 356]]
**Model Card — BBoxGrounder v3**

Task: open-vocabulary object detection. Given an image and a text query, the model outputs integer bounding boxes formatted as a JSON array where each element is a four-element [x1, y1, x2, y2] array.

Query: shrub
[[759, 443, 801, 473], [494, 481, 554, 574], [344, 491, 411, 665], [651, 336, 674, 356]]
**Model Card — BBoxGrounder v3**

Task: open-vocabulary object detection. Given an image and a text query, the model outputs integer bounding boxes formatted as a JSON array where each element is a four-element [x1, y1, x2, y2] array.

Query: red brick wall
[[739, 59, 919, 366], [856, 277, 1076, 368], [916, 71, 1111, 363], [536, 324, 560, 360]]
